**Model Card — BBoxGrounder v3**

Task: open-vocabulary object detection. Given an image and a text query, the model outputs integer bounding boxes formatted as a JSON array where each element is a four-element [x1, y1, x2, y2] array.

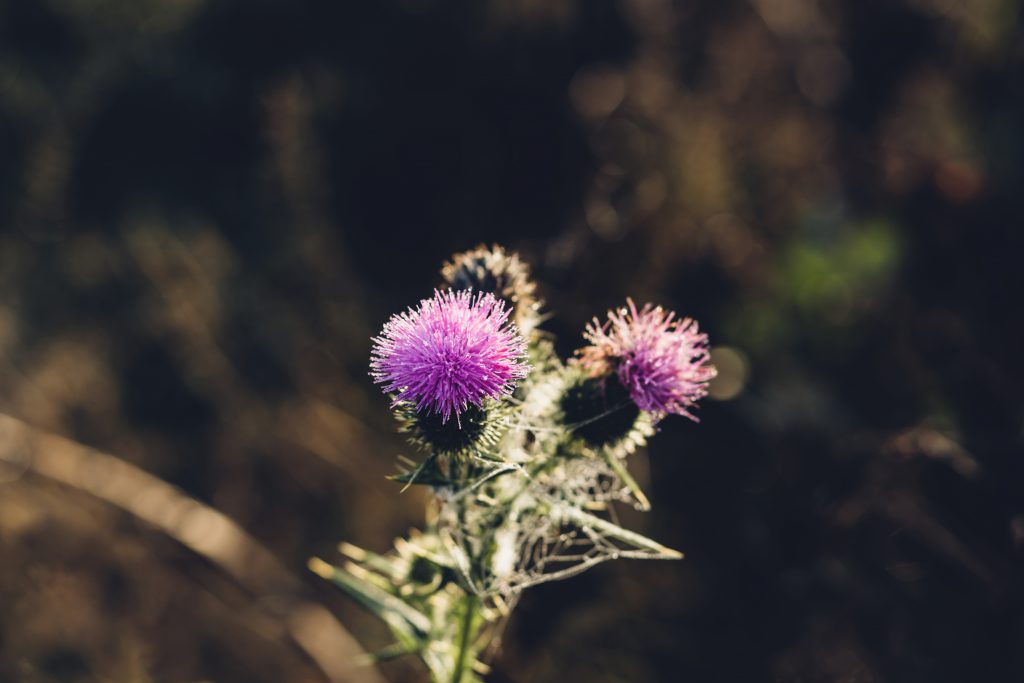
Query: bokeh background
[[2, 0, 1023, 681]]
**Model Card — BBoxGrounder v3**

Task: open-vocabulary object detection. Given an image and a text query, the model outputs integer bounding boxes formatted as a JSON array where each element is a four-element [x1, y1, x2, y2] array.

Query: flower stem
[[451, 592, 478, 683]]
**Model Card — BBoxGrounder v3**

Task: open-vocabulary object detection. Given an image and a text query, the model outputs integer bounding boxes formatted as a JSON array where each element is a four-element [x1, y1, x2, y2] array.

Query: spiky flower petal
[[371, 289, 529, 423], [578, 299, 716, 419]]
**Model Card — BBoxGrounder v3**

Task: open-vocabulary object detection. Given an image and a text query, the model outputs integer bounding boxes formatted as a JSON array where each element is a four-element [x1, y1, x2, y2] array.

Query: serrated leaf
[[553, 504, 683, 559], [338, 542, 407, 580], [318, 562, 433, 642], [358, 642, 418, 664], [599, 447, 651, 511], [389, 453, 450, 488]]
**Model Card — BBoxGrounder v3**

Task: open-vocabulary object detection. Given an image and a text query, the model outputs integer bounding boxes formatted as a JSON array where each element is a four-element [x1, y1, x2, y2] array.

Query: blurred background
[[1, 0, 1023, 681]]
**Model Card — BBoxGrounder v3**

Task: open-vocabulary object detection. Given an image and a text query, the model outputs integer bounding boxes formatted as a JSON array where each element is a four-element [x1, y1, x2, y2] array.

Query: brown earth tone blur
[[1, 1, 1023, 681]]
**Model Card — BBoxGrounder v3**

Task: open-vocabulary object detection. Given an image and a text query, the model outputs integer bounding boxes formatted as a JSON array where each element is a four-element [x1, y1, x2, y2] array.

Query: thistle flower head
[[578, 299, 716, 420], [371, 289, 529, 424]]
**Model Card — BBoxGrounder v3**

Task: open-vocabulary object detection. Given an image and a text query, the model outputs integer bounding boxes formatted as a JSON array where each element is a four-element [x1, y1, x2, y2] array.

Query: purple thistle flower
[[579, 299, 717, 420], [371, 289, 529, 424]]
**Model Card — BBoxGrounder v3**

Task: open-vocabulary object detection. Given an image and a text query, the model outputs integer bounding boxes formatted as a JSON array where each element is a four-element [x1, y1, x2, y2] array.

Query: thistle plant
[[311, 246, 716, 682]]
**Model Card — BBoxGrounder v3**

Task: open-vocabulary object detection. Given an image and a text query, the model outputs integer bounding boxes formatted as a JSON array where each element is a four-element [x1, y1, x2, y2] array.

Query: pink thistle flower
[[579, 299, 716, 420], [371, 289, 529, 424]]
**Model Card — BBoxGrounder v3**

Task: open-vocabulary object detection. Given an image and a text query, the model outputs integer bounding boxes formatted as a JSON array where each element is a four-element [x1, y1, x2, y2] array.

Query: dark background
[[1, 0, 1023, 681]]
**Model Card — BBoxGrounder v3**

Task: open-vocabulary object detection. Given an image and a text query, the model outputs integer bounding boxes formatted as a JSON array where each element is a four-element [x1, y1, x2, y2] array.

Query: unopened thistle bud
[[560, 372, 642, 447], [578, 299, 716, 420], [441, 244, 542, 335], [370, 289, 530, 425]]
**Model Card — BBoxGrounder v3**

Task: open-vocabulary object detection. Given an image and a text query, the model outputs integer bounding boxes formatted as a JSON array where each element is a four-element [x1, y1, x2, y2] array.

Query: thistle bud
[[441, 244, 542, 335], [560, 372, 641, 448]]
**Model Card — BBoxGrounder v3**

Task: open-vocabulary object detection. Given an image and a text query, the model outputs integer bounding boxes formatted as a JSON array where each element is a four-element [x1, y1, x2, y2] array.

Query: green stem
[[450, 461, 480, 683], [599, 447, 651, 511], [451, 592, 478, 683]]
